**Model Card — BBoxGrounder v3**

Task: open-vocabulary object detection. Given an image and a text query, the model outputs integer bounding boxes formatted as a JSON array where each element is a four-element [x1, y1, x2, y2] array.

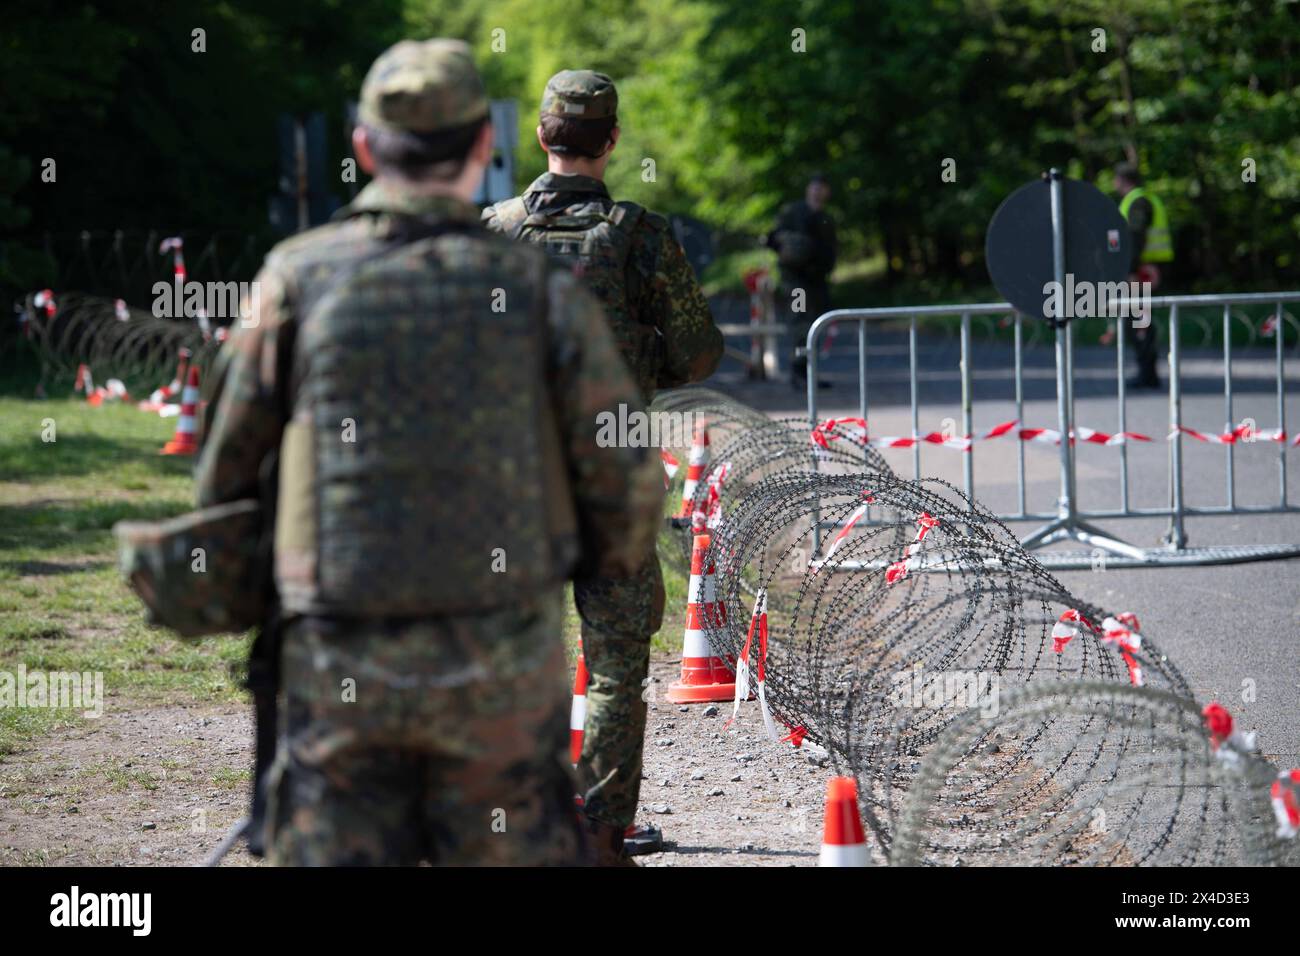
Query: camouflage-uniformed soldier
[[191, 40, 661, 865], [483, 70, 723, 864]]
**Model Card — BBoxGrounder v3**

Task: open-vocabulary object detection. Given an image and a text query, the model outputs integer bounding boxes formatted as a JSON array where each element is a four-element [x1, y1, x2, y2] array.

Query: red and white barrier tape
[[1100, 613, 1144, 687], [1019, 425, 1153, 446], [885, 511, 940, 584], [87, 379, 130, 407], [727, 588, 782, 742], [33, 289, 56, 318], [819, 489, 880, 563], [1202, 701, 1258, 769], [810, 417, 867, 449], [813, 417, 1300, 452], [661, 448, 679, 488], [1272, 769, 1300, 839], [691, 461, 729, 530], [781, 725, 807, 748], [1053, 609, 1145, 686], [1172, 424, 1294, 445], [1050, 608, 1096, 653]]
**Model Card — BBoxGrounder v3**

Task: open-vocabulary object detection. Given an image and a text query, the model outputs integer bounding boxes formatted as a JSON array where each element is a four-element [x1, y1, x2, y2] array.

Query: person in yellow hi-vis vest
[[1114, 161, 1173, 389]]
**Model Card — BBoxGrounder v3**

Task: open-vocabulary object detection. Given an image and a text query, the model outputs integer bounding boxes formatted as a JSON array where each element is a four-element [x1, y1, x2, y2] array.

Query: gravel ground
[[0, 663, 852, 868], [0, 702, 257, 866], [636, 660, 859, 867]]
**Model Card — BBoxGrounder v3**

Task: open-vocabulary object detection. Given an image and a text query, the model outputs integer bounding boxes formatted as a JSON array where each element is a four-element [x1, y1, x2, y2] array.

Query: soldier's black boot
[[791, 357, 831, 391], [589, 820, 638, 867], [624, 822, 664, 856], [1128, 358, 1161, 390]]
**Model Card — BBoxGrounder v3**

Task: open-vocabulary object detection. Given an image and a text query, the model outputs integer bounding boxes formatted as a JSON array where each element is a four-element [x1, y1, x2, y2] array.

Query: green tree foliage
[[2, 0, 402, 294], [5, 0, 1298, 301], [367, 0, 1300, 290]]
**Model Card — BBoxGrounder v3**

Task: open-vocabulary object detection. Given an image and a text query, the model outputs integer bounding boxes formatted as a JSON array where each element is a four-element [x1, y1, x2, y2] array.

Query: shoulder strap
[[516, 198, 645, 240], [608, 203, 647, 302], [609, 202, 652, 305], [609, 200, 646, 232]]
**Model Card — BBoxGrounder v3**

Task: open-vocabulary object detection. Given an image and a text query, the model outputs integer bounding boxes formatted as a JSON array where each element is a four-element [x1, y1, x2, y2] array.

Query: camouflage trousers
[[572, 550, 665, 829], [265, 590, 586, 866]]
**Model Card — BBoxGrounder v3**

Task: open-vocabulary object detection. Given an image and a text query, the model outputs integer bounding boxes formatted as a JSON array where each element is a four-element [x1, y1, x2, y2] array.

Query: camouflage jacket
[[195, 180, 662, 618], [483, 173, 723, 401]]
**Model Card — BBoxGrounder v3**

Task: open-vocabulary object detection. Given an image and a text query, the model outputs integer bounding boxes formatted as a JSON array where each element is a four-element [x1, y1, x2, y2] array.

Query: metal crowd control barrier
[[806, 292, 1300, 570], [717, 319, 785, 378]]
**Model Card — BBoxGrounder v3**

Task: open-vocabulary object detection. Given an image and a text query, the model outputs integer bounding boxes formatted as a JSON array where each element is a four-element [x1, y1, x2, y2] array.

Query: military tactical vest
[[1119, 187, 1174, 263], [496, 196, 660, 400], [273, 219, 579, 617]]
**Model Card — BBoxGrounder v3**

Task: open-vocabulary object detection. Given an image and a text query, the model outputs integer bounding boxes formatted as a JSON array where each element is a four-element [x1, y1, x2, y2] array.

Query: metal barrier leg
[[808, 316, 824, 556], [1277, 300, 1289, 508], [960, 312, 974, 510], [1224, 304, 1235, 511], [1166, 303, 1188, 548]]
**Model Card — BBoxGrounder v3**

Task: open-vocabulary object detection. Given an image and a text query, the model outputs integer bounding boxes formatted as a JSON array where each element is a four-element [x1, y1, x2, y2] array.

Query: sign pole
[[1048, 169, 1076, 526], [1016, 170, 1147, 560]]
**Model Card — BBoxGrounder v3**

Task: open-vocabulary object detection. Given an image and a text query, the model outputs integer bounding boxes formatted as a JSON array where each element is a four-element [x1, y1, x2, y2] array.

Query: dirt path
[[637, 660, 834, 866], [0, 702, 258, 866], [0, 659, 844, 867]]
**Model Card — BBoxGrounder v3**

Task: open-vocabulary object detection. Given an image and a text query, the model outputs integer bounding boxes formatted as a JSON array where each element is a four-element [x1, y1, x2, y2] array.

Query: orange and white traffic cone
[[570, 643, 588, 767], [672, 422, 710, 527], [819, 776, 869, 867], [667, 532, 735, 704], [160, 366, 200, 455]]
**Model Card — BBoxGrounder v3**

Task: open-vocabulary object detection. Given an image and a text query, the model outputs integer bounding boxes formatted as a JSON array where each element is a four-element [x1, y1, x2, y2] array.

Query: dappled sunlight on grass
[[0, 398, 248, 754]]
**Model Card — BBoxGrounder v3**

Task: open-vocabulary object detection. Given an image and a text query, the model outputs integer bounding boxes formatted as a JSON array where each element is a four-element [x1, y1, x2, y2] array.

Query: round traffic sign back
[[985, 175, 1131, 323]]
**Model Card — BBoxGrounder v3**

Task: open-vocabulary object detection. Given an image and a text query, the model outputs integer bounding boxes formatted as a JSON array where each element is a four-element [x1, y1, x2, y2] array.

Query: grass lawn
[[0, 394, 688, 756], [0, 398, 251, 756]]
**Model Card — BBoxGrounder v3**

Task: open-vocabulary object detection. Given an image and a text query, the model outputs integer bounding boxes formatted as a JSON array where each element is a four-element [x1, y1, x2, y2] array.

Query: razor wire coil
[[652, 386, 1290, 866]]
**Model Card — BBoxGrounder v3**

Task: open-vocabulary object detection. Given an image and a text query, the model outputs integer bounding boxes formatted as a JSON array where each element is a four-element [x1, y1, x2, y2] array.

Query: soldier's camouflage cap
[[540, 70, 618, 120], [359, 38, 489, 135]]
